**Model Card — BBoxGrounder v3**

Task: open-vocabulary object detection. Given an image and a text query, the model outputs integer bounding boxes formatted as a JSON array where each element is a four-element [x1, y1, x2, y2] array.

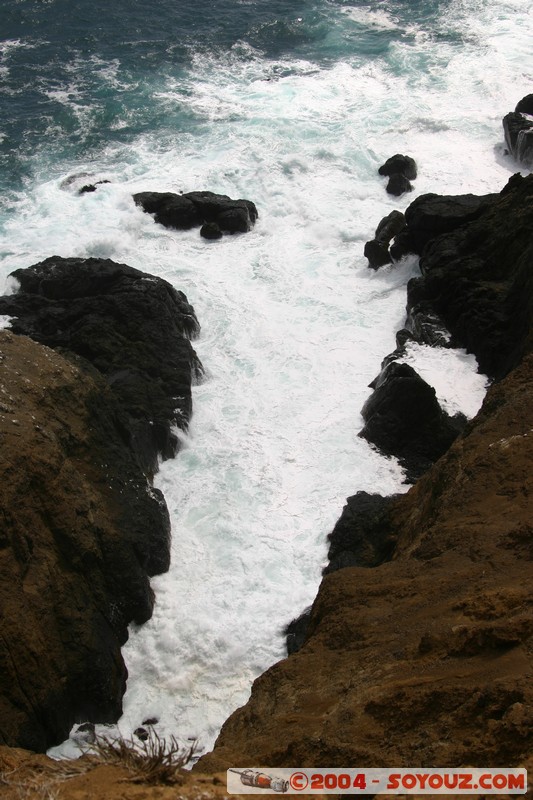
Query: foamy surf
[[1, 0, 530, 761]]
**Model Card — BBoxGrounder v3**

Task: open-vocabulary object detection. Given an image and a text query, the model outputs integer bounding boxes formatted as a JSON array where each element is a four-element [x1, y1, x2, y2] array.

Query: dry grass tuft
[[90, 729, 196, 784]]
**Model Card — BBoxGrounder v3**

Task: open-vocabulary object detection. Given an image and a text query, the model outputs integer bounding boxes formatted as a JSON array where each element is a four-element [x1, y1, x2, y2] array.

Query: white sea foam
[[402, 342, 489, 419], [1, 0, 529, 761]]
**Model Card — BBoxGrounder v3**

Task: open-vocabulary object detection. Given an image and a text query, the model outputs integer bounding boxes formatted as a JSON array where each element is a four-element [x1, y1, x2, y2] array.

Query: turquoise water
[[1, 0, 531, 758], [0, 0, 477, 197]]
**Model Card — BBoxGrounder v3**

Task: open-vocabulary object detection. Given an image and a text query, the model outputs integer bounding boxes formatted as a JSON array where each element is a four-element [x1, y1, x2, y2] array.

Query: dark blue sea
[[1, 0, 530, 757]]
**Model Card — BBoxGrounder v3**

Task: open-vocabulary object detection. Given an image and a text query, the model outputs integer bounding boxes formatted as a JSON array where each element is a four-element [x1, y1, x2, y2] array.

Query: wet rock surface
[[360, 362, 466, 481], [402, 174, 533, 380], [134, 190, 258, 235], [0, 258, 201, 751]]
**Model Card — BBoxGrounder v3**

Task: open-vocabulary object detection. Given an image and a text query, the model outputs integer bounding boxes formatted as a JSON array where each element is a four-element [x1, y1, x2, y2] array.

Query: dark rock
[[413, 173, 533, 380], [386, 174, 413, 197], [184, 191, 258, 226], [200, 222, 223, 240], [375, 210, 406, 245], [142, 717, 159, 726], [378, 154, 417, 180], [134, 727, 150, 741], [79, 180, 111, 195], [285, 608, 313, 655], [217, 206, 252, 233], [0, 256, 202, 476], [134, 190, 258, 235], [503, 112, 533, 168], [365, 211, 407, 269], [364, 239, 391, 269], [133, 192, 201, 230], [515, 94, 533, 115], [390, 227, 416, 261], [403, 191, 495, 254], [324, 492, 399, 574], [359, 362, 466, 481], [404, 277, 452, 348]]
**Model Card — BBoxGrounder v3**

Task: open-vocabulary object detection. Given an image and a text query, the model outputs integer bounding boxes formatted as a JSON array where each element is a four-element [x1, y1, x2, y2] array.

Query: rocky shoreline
[[197, 170, 533, 775], [0, 258, 201, 751], [0, 102, 532, 798]]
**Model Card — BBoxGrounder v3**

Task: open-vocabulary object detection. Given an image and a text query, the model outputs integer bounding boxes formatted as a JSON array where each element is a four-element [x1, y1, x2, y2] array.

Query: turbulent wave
[[1, 0, 531, 758]]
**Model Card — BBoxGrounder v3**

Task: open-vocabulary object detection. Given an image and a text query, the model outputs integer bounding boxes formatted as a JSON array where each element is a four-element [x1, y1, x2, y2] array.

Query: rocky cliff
[[0, 258, 200, 751], [197, 174, 533, 774]]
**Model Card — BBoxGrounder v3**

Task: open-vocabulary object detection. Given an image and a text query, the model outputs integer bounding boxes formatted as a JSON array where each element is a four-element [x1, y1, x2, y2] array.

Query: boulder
[[359, 362, 466, 481], [386, 173, 413, 197], [375, 210, 406, 245], [515, 94, 533, 115], [134, 190, 258, 235], [364, 238, 391, 269], [324, 492, 399, 574], [365, 211, 406, 269], [200, 222, 223, 240], [378, 154, 417, 180], [133, 192, 201, 230]]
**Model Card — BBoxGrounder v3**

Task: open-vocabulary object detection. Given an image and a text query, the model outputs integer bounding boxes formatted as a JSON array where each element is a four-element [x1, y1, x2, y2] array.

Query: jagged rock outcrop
[[198, 352, 533, 773], [394, 174, 533, 380], [323, 491, 401, 575], [134, 190, 258, 235], [359, 362, 466, 481], [503, 94, 533, 168], [0, 258, 201, 752]]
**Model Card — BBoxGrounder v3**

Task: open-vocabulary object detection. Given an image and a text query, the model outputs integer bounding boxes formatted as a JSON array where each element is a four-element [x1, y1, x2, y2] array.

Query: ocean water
[[1, 0, 531, 758]]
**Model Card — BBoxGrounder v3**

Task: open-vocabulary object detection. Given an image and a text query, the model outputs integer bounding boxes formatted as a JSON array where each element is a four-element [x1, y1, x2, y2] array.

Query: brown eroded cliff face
[[0, 331, 169, 751], [0, 257, 201, 752]]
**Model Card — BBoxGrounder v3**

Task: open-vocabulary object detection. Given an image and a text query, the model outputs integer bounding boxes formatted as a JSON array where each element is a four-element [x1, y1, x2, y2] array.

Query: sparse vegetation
[[89, 729, 197, 784]]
